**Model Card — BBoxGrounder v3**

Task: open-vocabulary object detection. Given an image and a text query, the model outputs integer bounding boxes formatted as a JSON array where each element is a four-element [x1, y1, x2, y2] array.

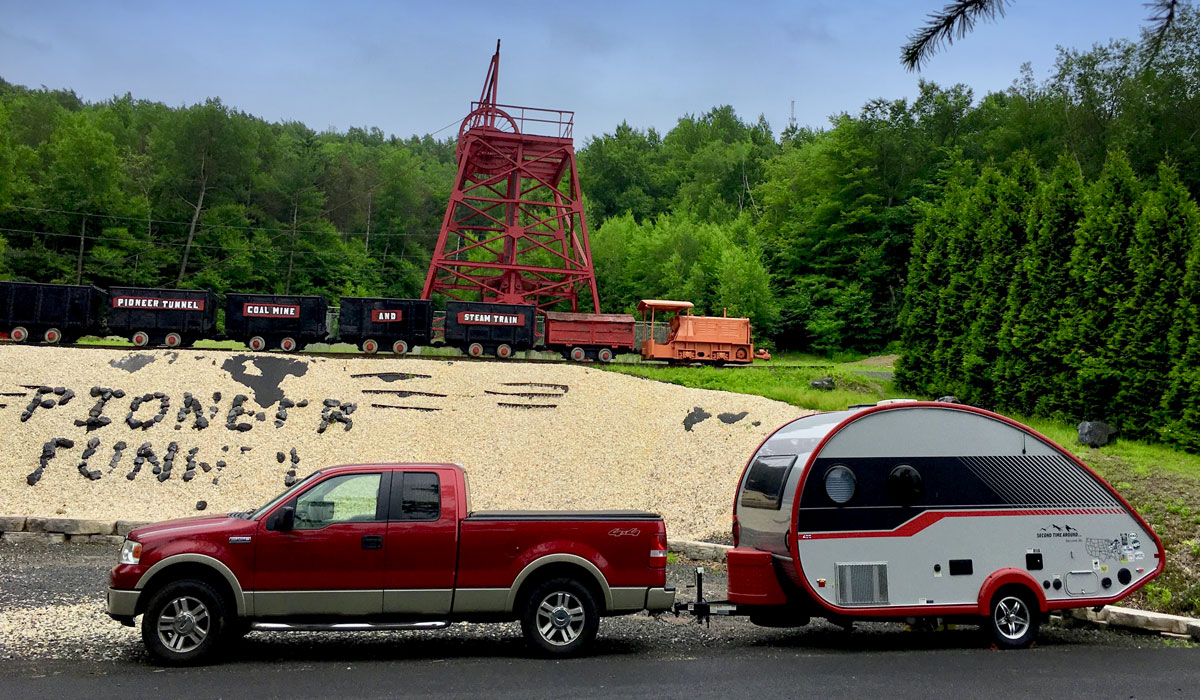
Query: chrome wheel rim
[[536, 591, 585, 646], [156, 595, 210, 653], [993, 596, 1031, 640]]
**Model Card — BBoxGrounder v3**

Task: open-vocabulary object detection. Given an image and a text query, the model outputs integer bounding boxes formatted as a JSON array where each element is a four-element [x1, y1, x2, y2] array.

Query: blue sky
[[0, 1, 1151, 143]]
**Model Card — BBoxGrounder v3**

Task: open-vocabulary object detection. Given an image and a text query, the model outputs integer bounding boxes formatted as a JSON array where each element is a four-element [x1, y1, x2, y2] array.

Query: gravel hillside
[[0, 346, 807, 539]]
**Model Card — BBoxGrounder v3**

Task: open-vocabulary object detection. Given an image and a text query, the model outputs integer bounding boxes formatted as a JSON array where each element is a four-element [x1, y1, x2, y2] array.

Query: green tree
[[1111, 162, 1200, 438], [1064, 150, 1142, 420], [994, 154, 1086, 415], [1161, 199, 1200, 449]]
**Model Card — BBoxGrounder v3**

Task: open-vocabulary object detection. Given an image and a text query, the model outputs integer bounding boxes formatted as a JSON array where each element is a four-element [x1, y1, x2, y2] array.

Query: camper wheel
[[986, 587, 1039, 649]]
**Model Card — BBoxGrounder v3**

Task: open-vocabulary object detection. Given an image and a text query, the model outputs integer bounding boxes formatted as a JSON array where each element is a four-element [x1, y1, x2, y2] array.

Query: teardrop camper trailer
[[684, 401, 1163, 649]]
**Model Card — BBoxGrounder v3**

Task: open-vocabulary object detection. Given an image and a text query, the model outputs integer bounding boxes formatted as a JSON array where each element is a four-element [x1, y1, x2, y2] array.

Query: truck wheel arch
[[976, 568, 1047, 616], [506, 554, 612, 613], [135, 553, 247, 617]]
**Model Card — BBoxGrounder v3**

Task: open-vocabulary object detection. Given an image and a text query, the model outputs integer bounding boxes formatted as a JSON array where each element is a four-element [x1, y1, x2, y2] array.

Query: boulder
[[936, 395, 961, 404], [0, 516, 27, 532], [810, 377, 836, 391], [1078, 421, 1115, 448]]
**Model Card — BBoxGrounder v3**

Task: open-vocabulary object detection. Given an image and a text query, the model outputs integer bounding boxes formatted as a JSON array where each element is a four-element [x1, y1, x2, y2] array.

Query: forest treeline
[[1, 8, 1199, 441]]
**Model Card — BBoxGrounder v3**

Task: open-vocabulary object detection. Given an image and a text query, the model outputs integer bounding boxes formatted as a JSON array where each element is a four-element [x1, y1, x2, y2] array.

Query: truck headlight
[[120, 538, 142, 565]]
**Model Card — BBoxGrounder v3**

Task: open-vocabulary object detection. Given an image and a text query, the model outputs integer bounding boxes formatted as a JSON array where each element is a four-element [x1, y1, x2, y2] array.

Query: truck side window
[[293, 473, 381, 529], [391, 472, 441, 521], [740, 454, 797, 510]]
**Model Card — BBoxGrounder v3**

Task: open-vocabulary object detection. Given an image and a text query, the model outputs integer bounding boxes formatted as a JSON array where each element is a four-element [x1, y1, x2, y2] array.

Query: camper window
[[823, 465, 856, 505], [740, 454, 798, 510], [886, 464, 924, 506]]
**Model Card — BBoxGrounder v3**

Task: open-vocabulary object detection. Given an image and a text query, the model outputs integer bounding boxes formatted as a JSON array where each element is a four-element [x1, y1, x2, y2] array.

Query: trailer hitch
[[673, 566, 712, 627]]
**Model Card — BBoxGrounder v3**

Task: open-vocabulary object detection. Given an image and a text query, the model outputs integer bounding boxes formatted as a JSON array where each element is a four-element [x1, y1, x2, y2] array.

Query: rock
[[27, 517, 115, 535], [195, 501, 207, 511], [115, 520, 152, 536], [1078, 421, 1115, 448], [276, 452, 286, 463], [810, 377, 836, 391], [0, 516, 28, 532], [936, 395, 961, 404]]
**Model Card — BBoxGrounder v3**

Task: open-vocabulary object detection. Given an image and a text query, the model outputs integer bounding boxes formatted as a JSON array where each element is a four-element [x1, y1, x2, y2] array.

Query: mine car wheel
[[362, 339, 379, 355], [131, 331, 150, 347], [392, 340, 408, 356], [280, 337, 298, 353], [164, 332, 183, 348], [569, 347, 587, 362], [43, 327, 62, 344], [496, 343, 513, 359], [986, 588, 1039, 649], [597, 348, 614, 363], [735, 348, 748, 360], [248, 336, 267, 352], [467, 342, 485, 358], [10, 326, 29, 342]]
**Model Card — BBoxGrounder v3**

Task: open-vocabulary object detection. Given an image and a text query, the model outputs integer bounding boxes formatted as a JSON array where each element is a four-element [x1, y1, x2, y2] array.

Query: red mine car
[[637, 300, 755, 365]]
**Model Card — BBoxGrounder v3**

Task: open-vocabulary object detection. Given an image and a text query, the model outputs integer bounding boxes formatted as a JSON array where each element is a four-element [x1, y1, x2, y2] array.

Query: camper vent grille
[[836, 563, 889, 606]]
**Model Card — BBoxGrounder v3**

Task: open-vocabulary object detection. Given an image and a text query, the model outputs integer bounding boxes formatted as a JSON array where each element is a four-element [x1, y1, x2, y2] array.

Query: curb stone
[[1066, 606, 1200, 641]]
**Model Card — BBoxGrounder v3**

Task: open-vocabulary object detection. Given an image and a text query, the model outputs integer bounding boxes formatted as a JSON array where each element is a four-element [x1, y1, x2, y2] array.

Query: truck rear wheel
[[141, 579, 228, 666], [985, 587, 1039, 649], [520, 577, 599, 657]]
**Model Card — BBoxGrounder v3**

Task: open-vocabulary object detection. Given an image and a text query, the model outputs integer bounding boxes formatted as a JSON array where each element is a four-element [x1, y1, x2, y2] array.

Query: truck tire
[[520, 577, 599, 657], [141, 579, 228, 666], [985, 587, 1039, 649]]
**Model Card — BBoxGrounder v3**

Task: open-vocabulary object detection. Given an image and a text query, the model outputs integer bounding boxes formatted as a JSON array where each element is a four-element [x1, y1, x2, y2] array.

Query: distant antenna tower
[[789, 100, 796, 130]]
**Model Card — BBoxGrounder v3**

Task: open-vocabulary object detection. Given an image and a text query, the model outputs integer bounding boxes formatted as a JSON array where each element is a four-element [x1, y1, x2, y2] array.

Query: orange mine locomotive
[[637, 300, 757, 365]]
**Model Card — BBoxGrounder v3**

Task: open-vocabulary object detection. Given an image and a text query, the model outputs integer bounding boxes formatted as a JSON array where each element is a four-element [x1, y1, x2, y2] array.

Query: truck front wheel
[[141, 579, 228, 665], [520, 577, 599, 656]]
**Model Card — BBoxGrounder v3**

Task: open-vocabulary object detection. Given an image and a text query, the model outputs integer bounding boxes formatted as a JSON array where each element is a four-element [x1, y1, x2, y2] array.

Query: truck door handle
[[361, 535, 383, 550]]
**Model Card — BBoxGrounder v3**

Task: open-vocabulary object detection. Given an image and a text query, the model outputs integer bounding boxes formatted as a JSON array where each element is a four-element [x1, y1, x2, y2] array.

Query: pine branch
[[1143, 0, 1181, 62], [901, 0, 1012, 72]]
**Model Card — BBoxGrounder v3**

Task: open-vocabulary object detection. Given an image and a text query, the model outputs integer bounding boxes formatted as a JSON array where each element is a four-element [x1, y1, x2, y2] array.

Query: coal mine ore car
[[637, 299, 755, 365], [106, 286, 218, 348], [543, 311, 636, 362], [337, 297, 433, 355], [224, 293, 328, 352], [0, 280, 105, 344], [707, 401, 1163, 649], [442, 301, 536, 358]]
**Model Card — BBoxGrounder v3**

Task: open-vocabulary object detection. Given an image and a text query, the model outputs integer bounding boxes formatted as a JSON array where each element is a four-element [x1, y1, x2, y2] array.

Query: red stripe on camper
[[801, 507, 1127, 540]]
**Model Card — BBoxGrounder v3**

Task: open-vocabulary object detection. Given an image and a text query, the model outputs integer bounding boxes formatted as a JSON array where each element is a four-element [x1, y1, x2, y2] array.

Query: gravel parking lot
[[0, 540, 1176, 663]]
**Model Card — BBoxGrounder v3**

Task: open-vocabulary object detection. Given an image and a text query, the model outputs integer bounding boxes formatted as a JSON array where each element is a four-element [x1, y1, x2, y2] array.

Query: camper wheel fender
[[977, 568, 1047, 616]]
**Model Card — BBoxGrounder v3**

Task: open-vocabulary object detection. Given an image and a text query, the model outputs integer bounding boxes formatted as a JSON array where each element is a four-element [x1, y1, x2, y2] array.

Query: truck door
[[254, 471, 389, 616], [383, 470, 458, 614]]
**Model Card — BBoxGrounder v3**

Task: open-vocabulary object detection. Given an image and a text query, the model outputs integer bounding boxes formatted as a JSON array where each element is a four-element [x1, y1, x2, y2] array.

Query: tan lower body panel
[[609, 587, 650, 612], [251, 590, 382, 617], [452, 588, 509, 613], [384, 589, 453, 615]]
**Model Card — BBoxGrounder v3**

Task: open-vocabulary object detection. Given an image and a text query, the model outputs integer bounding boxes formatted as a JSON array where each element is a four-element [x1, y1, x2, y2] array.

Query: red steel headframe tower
[[422, 41, 600, 312]]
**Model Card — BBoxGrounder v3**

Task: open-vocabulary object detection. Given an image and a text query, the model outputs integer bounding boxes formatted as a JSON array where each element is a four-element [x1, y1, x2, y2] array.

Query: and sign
[[371, 309, 404, 323], [113, 297, 206, 311], [457, 312, 525, 326], [243, 303, 300, 318]]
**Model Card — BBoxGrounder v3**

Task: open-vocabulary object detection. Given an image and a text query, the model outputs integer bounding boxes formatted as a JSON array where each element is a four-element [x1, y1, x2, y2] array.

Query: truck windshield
[[249, 470, 323, 520]]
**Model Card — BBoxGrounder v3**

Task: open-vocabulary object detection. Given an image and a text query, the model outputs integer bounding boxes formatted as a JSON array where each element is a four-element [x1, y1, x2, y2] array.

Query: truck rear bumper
[[645, 586, 676, 611], [107, 587, 140, 618]]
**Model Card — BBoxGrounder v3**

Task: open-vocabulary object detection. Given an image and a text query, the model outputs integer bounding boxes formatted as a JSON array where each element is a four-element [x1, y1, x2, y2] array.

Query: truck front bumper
[[107, 587, 140, 622], [645, 586, 676, 611]]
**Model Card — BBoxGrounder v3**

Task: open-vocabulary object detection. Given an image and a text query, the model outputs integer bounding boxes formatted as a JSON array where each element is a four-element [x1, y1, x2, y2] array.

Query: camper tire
[[986, 586, 1039, 649]]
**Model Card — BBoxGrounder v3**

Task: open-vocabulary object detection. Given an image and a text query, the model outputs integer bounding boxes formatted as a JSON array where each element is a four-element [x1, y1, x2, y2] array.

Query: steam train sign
[[0, 281, 759, 364]]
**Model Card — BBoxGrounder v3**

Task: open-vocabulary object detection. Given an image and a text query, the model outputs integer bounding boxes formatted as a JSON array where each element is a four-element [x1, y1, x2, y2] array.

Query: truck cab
[[108, 463, 673, 664]]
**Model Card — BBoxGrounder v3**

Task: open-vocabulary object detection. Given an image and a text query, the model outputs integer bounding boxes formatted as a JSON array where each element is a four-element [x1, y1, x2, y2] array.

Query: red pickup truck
[[107, 463, 674, 664]]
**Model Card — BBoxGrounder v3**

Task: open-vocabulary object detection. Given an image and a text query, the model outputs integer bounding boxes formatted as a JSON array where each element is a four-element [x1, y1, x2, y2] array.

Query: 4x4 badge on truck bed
[[229, 536, 252, 543]]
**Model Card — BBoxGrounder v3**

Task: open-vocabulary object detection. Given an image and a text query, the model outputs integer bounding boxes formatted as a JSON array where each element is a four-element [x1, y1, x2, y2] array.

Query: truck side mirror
[[275, 506, 295, 531]]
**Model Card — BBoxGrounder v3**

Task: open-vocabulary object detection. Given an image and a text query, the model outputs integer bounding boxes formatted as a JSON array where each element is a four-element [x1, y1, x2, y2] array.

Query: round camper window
[[823, 465, 856, 504], [887, 464, 924, 505]]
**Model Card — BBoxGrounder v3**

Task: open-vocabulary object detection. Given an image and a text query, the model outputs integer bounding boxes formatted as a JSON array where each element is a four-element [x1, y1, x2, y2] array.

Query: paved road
[[5, 643, 1198, 700], [2, 541, 1196, 699]]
